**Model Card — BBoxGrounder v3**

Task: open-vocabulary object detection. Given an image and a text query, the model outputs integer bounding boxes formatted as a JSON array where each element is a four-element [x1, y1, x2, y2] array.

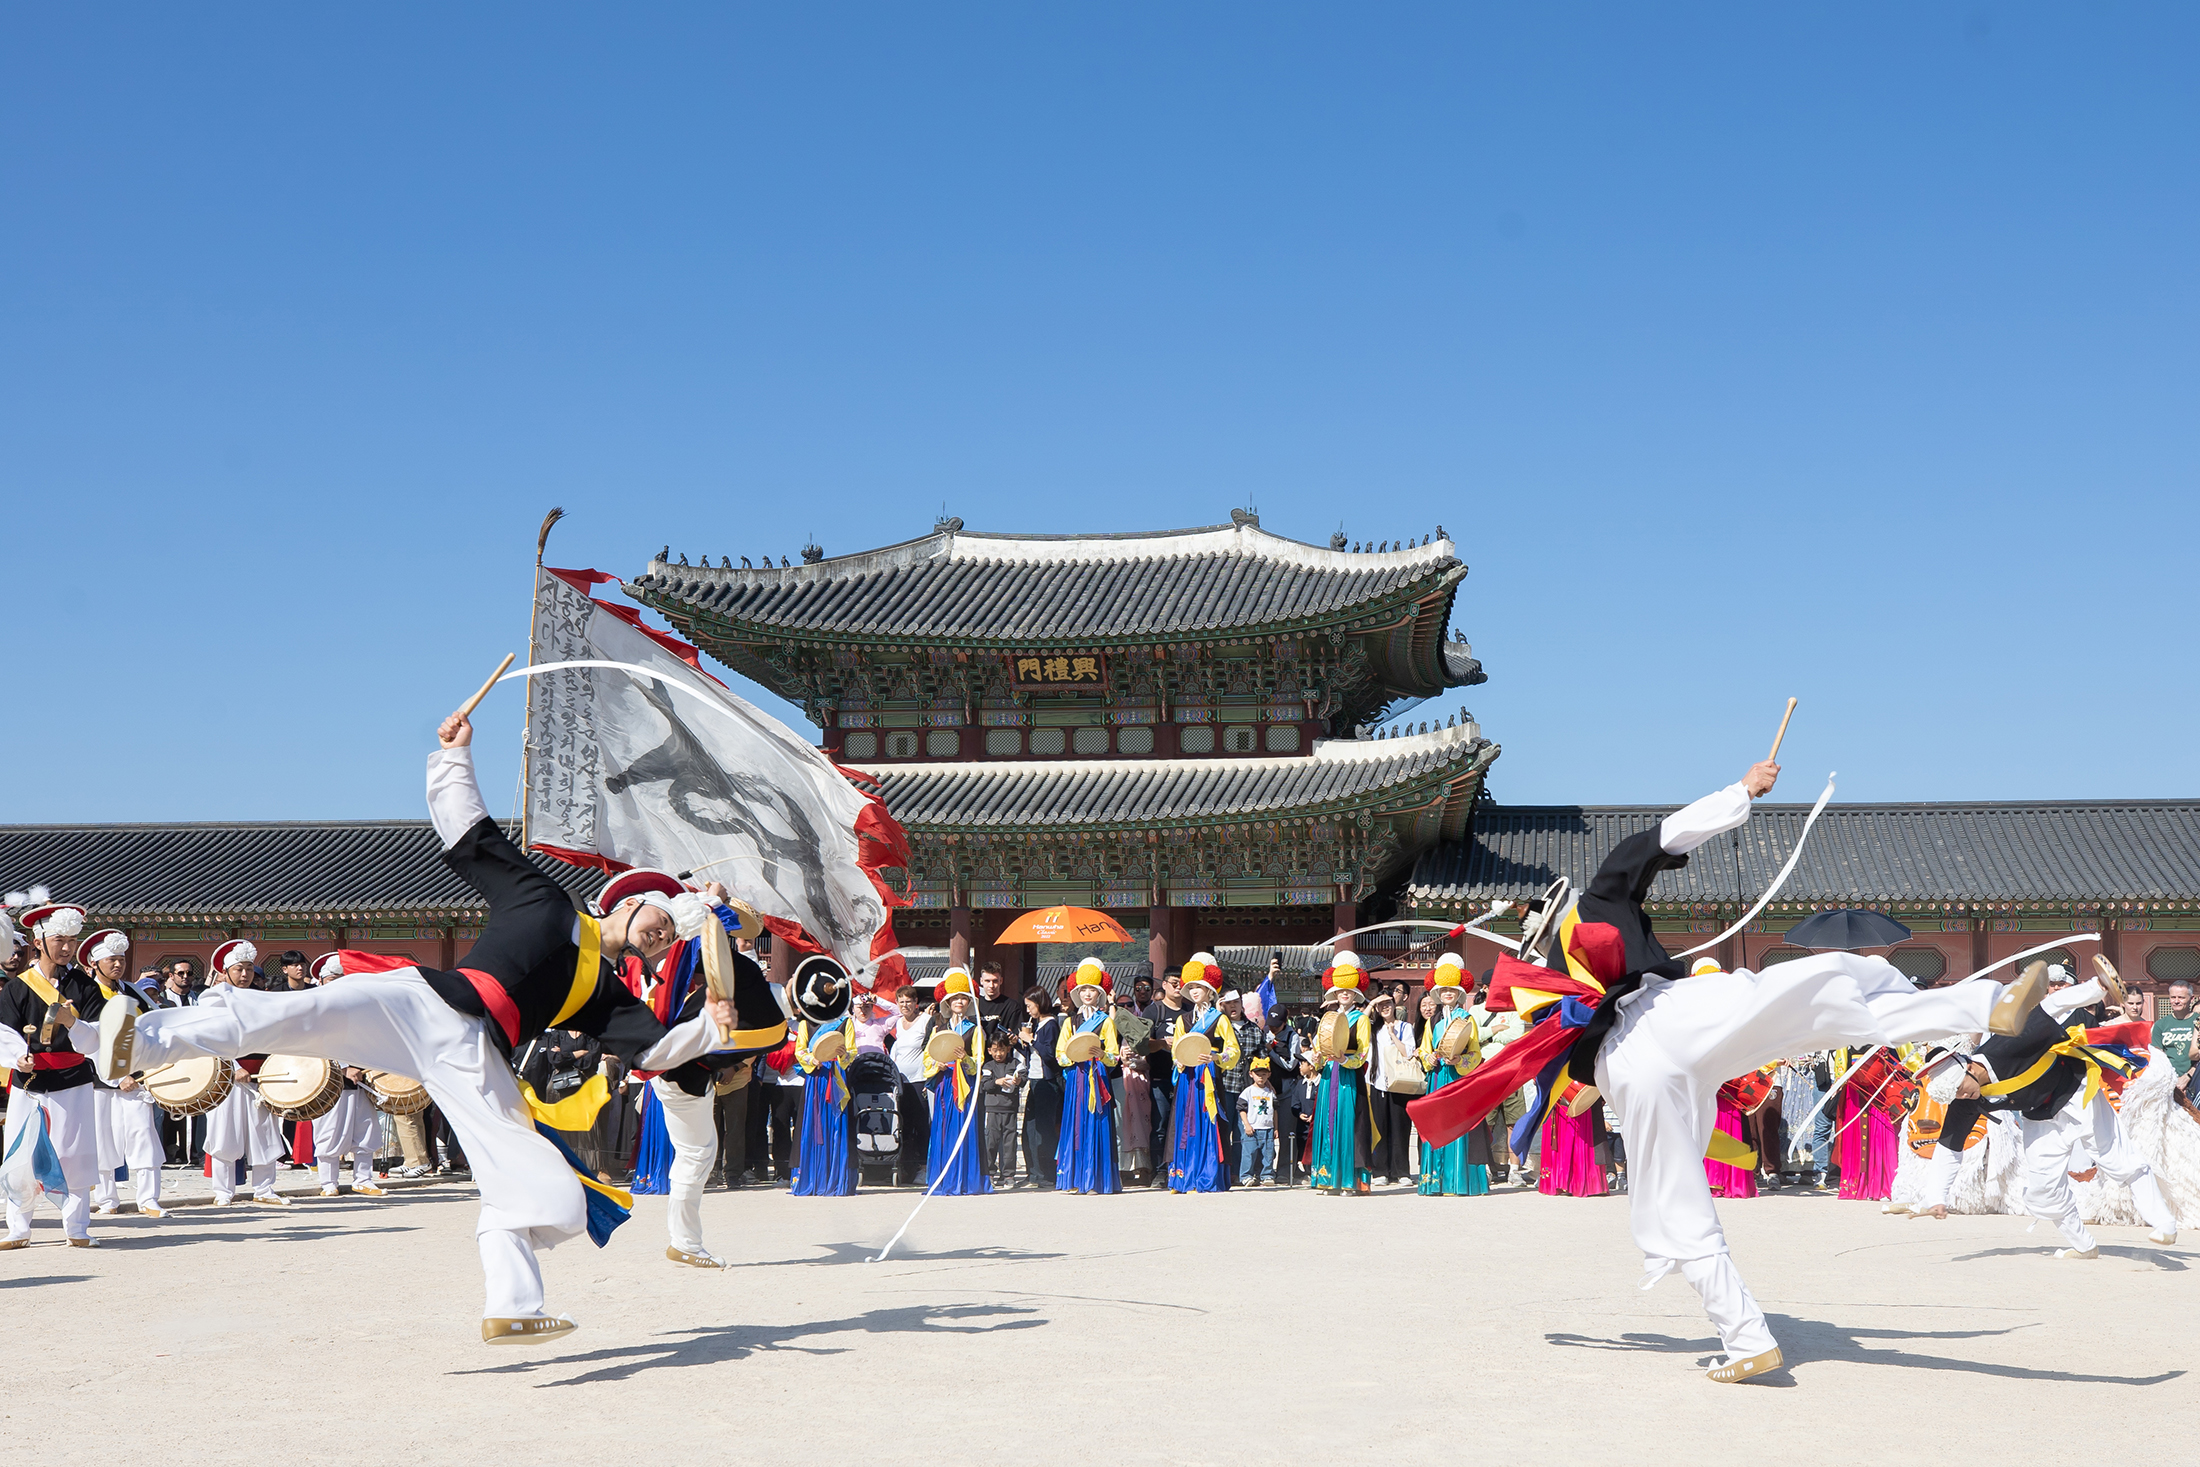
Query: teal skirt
[[1416, 1068, 1489, 1195]]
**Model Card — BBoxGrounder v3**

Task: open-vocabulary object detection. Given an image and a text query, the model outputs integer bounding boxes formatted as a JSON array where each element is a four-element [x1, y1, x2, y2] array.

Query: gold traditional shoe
[[1988, 962, 2049, 1037], [66, 1238, 98, 1249], [2092, 954, 2125, 1009], [2052, 1246, 2099, 1259], [353, 1183, 388, 1197], [94, 998, 137, 1083], [2148, 1228, 2178, 1245], [1882, 1202, 1913, 1215], [319, 1186, 341, 1198], [0, 1239, 25, 1251], [137, 1203, 165, 1218], [666, 1244, 725, 1269], [1707, 1346, 1783, 1383], [250, 1194, 292, 1207], [482, 1314, 578, 1344]]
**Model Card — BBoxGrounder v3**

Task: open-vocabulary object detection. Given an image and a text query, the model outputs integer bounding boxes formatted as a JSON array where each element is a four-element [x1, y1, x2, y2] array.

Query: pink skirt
[[1538, 1106, 1606, 1197], [1704, 1101, 1755, 1198], [1835, 1088, 1899, 1200]]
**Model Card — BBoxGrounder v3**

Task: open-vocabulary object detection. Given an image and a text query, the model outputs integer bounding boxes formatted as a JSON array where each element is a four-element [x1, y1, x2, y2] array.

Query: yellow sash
[[1980, 1026, 2130, 1109], [17, 967, 61, 1006], [548, 914, 604, 1029]]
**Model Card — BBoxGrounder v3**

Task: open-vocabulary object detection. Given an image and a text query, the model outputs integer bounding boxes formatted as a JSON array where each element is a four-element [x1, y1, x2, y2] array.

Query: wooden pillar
[[1148, 902, 1173, 981], [767, 930, 793, 990], [2100, 910, 2122, 973], [949, 905, 974, 971], [439, 926, 457, 971], [1332, 900, 1359, 939], [1970, 916, 1989, 974]]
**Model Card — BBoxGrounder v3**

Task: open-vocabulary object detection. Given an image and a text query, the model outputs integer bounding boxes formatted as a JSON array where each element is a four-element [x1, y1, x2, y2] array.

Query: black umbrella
[[1784, 908, 1911, 951]]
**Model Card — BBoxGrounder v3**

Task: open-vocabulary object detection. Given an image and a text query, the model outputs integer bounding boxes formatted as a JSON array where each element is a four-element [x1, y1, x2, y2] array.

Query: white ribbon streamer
[[1673, 773, 1838, 961], [870, 1074, 985, 1264]]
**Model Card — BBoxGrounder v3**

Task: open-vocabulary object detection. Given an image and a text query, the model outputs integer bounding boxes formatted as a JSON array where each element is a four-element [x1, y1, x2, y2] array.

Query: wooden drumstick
[[1767, 697, 1798, 762], [457, 653, 518, 721]]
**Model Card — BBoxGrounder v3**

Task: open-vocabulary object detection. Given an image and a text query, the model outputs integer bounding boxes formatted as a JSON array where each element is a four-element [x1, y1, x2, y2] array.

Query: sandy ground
[[9, 1178, 2194, 1466]]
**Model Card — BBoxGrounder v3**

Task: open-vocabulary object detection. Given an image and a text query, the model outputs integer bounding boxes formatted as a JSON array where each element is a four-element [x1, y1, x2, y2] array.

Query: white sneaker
[[2148, 1228, 2178, 1245], [320, 1185, 340, 1198], [2052, 1246, 2099, 1260]]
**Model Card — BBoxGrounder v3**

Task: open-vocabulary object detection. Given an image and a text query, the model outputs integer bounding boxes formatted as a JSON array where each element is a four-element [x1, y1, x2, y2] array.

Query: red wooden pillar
[[1148, 903, 1173, 982], [1332, 900, 1359, 940], [949, 905, 974, 972]]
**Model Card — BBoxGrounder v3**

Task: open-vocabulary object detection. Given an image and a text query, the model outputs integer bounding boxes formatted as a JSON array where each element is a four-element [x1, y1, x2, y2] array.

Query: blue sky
[[5, 6, 2193, 822]]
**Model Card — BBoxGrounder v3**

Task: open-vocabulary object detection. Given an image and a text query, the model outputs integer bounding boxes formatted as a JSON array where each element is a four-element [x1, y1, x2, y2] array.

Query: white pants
[[135, 976, 584, 1318], [2, 1084, 97, 1241], [2017, 1088, 2178, 1250], [1595, 954, 2002, 1361], [92, 1085, 166, 1210], [314, 1087, 384, 1189], [652, 1077, 719, 1257]]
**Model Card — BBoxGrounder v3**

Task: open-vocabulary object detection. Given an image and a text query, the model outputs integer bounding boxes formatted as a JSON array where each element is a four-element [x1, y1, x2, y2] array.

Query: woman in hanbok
[[1165, 954, 1240, 1193], [1833, 1044, 1901, 1201], [1536, 1092, 1610, 1196], [1054, 958, 1120, 1195], [790, 1012, 855, 1196], [1416, 954, 1488, 1196], [1705, 1079, 1758, 1199], [1308, 953, 1376, 1195], [921, 969, 990, 1195]]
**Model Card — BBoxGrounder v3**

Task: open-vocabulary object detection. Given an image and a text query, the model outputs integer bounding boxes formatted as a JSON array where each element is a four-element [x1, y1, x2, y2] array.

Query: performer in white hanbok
[[303, 954, 391, 1198], [1410, 759, 2048, 1384], [1911, 960, 2179, 1251], [101, 705, 777, 1344], [199, 941, 295, 1207], [80, 930, 168, 1216], [0, 895, 114, 1247]]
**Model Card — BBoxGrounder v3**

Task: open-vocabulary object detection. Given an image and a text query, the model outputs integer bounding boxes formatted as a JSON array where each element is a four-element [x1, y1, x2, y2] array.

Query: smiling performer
[[99, 705, 781, 1343], [1410, 758, 2051, 1384]]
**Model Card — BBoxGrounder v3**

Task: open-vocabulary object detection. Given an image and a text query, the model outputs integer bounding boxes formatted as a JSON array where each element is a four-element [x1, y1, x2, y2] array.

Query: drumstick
[[1767, 697, 1798, 763], [457, 653, 518, 721]]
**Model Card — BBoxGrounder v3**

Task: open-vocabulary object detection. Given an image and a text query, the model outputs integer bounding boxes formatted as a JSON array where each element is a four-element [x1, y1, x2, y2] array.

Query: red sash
[[460, 968, 523, 1047]]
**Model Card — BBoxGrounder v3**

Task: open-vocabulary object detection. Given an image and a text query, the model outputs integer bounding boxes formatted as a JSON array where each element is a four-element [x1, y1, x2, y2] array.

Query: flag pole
[[520, 507, 564, 848]]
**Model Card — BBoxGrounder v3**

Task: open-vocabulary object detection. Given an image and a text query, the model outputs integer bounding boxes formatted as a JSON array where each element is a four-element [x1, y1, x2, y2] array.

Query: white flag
[[524, 568, 906, 979]]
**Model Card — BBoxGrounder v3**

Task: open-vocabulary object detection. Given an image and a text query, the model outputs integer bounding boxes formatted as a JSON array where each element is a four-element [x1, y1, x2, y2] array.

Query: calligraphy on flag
[[526, 568, 910, 987]]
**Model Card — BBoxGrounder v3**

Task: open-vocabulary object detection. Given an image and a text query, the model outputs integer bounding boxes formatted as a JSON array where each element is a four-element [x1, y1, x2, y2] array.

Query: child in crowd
[[980, 1034, 1023, 1186], [1238, 1059, 1278, 1186]]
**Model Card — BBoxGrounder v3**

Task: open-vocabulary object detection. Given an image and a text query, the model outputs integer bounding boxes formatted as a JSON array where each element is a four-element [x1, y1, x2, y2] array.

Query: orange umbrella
[[993, 905, 1132, 945]]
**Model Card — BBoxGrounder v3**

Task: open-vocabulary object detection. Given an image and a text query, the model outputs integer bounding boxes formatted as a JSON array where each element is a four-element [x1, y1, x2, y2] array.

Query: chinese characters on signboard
[[1009, 651, 1106, 688]]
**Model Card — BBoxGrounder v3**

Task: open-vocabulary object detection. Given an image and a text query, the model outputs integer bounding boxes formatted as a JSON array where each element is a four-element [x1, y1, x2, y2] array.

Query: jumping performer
[[1409, 759, 2048, 1383], [99, 706, 780, 1343]]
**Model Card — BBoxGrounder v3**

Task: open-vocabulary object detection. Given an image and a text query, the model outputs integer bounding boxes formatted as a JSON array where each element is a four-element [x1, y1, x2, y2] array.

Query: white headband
[[89, 932, 130, 963], [223, 940, 259, 971], [315, 955, 344, 981], [35, 908, 85, 940], [630, 889, 712, 940]]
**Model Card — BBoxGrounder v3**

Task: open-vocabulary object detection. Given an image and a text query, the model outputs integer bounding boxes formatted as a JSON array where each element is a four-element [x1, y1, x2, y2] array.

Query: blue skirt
[[628, 1084, 673, 1195], [925, 1072, 991, 1195], [1056, 1061, 1120, 1194], [791, 1068, 855, 1196], [1166, 1064, 1230, 1193]]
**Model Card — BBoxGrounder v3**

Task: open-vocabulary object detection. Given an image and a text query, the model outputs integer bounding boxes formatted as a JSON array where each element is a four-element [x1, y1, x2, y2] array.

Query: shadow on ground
[[451, 1303, 1049, 1387], [1548, 1313, 2186, 1387]]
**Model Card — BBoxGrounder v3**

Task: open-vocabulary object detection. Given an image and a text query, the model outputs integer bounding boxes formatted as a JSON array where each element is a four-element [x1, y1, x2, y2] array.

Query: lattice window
[[1072, 727, 1110, 754], [884, 731, 919, 759], [1223, 726, 1258, 753], [1265, 724, 1301, 752], [1889, 947, 1947, 982], [985, 729, 1022, 756], [925, 730, 960, 757], [1030, 728, 1067, 755], [1758, 946, 1811, 966], [842, 731, 878, 759], [1117, 726, 1154, 755], [1179, 725, 1215, 754], [2147, 946, 2200, 982]]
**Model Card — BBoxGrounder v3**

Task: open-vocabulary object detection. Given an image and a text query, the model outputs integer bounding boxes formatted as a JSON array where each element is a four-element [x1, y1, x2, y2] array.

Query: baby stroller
[[845, 1050, 903, 1187]]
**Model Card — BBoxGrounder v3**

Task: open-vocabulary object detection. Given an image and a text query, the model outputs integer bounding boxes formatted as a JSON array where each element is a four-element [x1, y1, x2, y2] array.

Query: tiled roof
[[1409, 800, 2200, 908], [856, 726, 1498, 831], [628, 519, 1478, 652], [0, 821, 605, 924]]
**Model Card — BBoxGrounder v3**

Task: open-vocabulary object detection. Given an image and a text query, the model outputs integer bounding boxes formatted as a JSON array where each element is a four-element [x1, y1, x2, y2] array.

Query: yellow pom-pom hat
[[1178, 952, 1222, 997]]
